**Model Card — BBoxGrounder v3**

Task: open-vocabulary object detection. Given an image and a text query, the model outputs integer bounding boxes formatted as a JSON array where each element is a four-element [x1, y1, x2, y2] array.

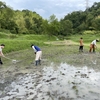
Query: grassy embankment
[[68, 33, 100, 50], [0, 32, 56, 53], [0, 31, 100, 54]]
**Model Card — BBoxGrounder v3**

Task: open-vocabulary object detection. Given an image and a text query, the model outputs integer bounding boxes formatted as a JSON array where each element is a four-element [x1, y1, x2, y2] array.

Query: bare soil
[[0, 44, 100, 100]]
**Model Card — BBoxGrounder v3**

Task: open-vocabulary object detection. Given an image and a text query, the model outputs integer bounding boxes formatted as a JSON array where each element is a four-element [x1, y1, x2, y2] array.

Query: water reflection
[[0, 63, 100, 100]]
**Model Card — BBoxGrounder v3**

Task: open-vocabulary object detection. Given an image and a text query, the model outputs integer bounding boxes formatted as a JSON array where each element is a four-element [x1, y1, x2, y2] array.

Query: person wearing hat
[[89, 39, 99, 53], [0, 44, 5, 65], [31, 44, 42, 66]]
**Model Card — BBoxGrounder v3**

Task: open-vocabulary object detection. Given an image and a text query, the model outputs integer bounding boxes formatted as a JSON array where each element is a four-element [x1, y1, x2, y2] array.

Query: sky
[[1, 0, 100, 20]]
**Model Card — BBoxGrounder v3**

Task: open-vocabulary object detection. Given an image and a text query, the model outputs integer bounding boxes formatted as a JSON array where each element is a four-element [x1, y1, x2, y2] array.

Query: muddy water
[[0, 63, 100, 100]]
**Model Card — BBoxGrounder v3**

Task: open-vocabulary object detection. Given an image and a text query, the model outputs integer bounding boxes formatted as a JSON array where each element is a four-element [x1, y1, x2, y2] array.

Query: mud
[[0, 45, 100, 100]]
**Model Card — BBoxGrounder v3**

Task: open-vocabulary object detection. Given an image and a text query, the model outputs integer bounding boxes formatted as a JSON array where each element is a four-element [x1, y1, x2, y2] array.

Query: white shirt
[[0, 46, 2, 52], [32, 46, 37, 52], [0, 46, 3, 56], [91, 40, 96, 45]]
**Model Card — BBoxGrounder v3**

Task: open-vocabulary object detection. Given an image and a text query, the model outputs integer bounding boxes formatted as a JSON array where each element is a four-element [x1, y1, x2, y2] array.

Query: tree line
[[0, 1, 100, 37]]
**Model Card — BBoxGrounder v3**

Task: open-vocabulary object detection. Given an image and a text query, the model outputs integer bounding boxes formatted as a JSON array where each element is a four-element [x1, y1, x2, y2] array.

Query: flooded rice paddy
[[0, 63, 100, 100]]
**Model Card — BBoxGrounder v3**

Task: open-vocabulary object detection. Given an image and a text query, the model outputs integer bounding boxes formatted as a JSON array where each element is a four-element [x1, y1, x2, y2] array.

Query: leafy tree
[[0, 1, 14, 30], [25, 18, 32, 30], [32, 17, 43, 34], [60, 20, 73, 36], [92, 17, 100, 30], [47, 14, 60, 37], [0, 1, 100, 35], [41, 19, 49, 34]]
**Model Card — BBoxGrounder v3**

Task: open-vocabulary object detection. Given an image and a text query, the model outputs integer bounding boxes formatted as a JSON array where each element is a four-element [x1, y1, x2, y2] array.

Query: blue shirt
[[32, 46, 41, 52]]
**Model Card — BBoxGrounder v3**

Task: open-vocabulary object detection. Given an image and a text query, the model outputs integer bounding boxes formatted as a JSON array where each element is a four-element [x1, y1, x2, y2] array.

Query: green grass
[[0, 33, 57, 53], [65, 33, 100, 49], [16, 34, 56, 41], [0, 32, 100, 54], [1, 39, 43, 53], [67, 33, 100, 43]]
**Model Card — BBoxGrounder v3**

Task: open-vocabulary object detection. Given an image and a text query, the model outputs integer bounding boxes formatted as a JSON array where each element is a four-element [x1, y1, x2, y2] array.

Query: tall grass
[[1, 39, 44, 53], [0, 33, 57, 53], [66, 33, 100, 49], [67, 33, 100, 43], [0, 32, 100, 53]]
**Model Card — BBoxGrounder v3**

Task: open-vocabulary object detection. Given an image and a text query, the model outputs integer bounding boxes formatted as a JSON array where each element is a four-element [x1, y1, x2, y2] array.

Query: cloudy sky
[[1, 0, 100, 20]]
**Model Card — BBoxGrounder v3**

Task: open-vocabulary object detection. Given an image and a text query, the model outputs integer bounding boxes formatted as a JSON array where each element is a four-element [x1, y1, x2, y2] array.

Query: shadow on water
[[0, 63, 100, 100]]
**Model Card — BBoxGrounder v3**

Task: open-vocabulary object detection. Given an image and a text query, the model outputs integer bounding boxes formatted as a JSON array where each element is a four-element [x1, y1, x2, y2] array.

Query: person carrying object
[[0, 44, 5, 65], [89, 39, 99, 53], [31, 44, 42, 66]]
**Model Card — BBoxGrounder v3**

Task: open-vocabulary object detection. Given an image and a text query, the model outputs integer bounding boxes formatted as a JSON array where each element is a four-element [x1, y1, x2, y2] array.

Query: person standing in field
[[89, 39, 99, 53], [31, 44, 42, 66], [0, 44, 5, 65], [79, 37, 84, 52]]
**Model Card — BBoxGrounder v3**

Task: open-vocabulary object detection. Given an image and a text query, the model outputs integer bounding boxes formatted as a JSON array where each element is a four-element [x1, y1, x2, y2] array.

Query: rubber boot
[[93, 48, 95, 53], [0, 58, 3, 65], [35, 60, 38, 66], [38, 59, 41, 65]]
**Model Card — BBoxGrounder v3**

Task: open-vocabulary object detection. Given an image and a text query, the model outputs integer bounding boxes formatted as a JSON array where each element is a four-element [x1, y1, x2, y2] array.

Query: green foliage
[[0, 34, 57, 53], [0, 32, 17, 39], [16, 34, 56, 41], [67, 33, 100, 43], [92, 17, 100, 30], [0, 1, 100, 37], [63, 2, 100, 33], [47, 14, 60, 36], [83, 30, 96, 34], [60, 19, 73, 36], [1, 39, 40, 53]]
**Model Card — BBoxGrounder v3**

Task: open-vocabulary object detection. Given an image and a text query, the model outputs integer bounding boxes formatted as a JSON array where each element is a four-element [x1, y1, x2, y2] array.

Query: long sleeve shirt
[[32, 46, 41, 52]]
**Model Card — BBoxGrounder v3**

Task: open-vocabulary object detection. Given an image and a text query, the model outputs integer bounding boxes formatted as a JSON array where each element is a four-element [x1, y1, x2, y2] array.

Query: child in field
[[89, 39, 99, 53], [79, 37, 84, 52], [0, 44, 5, 65]]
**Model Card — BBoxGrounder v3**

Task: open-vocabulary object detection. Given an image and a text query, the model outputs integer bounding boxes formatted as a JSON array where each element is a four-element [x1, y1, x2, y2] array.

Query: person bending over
[[31, 44, 42, 66], [89, 39, 99, 53]]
